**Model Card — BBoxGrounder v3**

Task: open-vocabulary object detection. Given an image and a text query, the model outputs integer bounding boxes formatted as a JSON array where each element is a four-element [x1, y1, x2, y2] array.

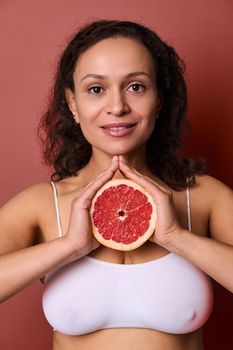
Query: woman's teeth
[[107, 126, 129, 130]]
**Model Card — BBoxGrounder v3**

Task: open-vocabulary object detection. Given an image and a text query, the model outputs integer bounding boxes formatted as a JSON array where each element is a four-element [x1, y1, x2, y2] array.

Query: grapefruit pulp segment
[[90, 179, 156, 251]]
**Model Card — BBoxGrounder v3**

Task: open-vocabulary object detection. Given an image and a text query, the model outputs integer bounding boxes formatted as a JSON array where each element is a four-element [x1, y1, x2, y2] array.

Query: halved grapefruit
[[90, 179, 156, 251]]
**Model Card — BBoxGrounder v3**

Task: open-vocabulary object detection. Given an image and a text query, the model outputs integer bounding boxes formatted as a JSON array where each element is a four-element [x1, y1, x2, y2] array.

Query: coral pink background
[[0, 1, 232, 349]]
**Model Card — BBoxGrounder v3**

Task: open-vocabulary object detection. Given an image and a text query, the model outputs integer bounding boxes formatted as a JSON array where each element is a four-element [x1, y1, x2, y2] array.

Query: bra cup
[[129, 255, 214, 333], [43, 258, 120, 335]]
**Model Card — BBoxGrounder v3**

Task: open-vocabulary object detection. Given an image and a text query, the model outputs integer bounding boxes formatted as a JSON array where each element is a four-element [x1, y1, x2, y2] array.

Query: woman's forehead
[[74, 37, 156, 81]]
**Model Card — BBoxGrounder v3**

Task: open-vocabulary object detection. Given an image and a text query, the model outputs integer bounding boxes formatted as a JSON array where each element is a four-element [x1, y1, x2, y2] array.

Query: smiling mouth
[[101, 123, 137, 130], [103, 125, 134, 131], [101, 124, 137, 137]]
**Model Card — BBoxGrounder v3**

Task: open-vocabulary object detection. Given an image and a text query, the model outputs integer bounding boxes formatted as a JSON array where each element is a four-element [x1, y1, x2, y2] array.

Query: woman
[[0, 19, 232, 350]]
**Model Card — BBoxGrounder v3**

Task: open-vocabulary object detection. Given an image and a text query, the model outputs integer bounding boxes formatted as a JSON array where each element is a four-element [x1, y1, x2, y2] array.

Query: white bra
[[42, 182, 213, 336]]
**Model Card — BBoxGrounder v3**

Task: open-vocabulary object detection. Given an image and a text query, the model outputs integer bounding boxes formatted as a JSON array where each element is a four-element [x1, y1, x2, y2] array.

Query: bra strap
[[51, 181, 63, 237], [186, 186, 192, 231]]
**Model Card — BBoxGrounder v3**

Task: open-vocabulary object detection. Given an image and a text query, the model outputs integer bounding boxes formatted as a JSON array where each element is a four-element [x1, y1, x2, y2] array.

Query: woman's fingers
[[66, 156, 120, 256], [119, 156, 183, 248]]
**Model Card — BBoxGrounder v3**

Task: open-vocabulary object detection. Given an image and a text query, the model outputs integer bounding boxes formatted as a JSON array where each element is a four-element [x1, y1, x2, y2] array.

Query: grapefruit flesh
[[90, 179, 156, 251]]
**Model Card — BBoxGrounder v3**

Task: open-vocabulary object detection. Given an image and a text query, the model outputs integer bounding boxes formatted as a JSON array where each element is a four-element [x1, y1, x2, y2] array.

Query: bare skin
[[0, 37, 233, 350]]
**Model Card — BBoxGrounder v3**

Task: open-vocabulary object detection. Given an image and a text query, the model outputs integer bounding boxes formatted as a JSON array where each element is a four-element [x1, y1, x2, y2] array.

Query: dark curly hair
[[38, 19, 206, 190]]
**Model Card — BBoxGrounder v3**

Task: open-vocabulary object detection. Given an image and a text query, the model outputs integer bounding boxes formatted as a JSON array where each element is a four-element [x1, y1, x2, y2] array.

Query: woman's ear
[[65, 88, 79, 123]]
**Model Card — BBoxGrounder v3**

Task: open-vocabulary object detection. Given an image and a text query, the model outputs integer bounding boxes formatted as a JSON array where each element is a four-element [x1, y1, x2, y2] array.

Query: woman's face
[[66, 37, 161, 157]]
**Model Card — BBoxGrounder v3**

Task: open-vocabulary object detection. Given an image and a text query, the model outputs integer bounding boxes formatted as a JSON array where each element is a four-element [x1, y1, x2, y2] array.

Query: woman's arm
[[170, 176, 233, 292], [0, 184, 77, 302], [0, 236, 78, 302], [0, 157, 118, 302], [170, 230, 233, 292], [119, 157, 233, 293]]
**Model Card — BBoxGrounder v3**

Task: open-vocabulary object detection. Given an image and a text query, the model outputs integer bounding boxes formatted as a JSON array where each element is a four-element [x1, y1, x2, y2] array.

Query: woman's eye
[[88, 86, 103, 94], [128, 83, 145, 93]]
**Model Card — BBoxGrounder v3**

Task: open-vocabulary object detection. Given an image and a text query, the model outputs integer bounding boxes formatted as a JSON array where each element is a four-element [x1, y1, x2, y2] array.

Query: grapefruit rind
[[90, 179, 156, 251]]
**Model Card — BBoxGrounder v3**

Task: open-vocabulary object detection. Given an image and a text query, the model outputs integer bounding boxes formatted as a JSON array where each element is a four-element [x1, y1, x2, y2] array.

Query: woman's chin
[[106, 147, 139, 158], [100, 142, 139, 156]]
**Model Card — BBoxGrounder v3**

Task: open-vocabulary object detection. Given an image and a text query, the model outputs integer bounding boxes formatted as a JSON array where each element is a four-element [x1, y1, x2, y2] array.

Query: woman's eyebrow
[[80, 71, 152, 82]]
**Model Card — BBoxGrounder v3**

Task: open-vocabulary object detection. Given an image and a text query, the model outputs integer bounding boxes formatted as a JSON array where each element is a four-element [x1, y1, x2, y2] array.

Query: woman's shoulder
[[191, 174, 232, 207], [13, 173, 87, 208], [5, 181, 53, 204], [0, 182, 55, 224], [187, 174, 232, 216], [194, 174, 232, 195], [0, 182, 56, 253], [193, 174, 233, 242]]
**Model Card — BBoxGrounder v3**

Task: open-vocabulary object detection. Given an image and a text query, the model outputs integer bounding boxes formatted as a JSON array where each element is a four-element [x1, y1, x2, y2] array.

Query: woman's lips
[[101, 124, 137, 137]]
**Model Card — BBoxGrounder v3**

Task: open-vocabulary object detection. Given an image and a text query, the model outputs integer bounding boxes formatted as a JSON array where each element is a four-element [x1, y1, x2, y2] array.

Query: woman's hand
[[64, 156, 119, 258], [119, 156, 183, 251]]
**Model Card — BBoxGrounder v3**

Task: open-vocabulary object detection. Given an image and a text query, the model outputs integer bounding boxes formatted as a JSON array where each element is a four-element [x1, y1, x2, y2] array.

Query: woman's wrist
[[58, 236, 87, 265], [163, 229, 191, 255]]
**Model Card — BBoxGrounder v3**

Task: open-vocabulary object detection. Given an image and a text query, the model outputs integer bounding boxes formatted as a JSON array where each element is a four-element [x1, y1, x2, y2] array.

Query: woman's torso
[[38, 174, 212, 350]]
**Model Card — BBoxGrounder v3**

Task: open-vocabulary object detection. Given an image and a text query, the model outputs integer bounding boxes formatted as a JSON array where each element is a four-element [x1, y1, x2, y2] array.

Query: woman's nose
[[105, 89, 130, 116]]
